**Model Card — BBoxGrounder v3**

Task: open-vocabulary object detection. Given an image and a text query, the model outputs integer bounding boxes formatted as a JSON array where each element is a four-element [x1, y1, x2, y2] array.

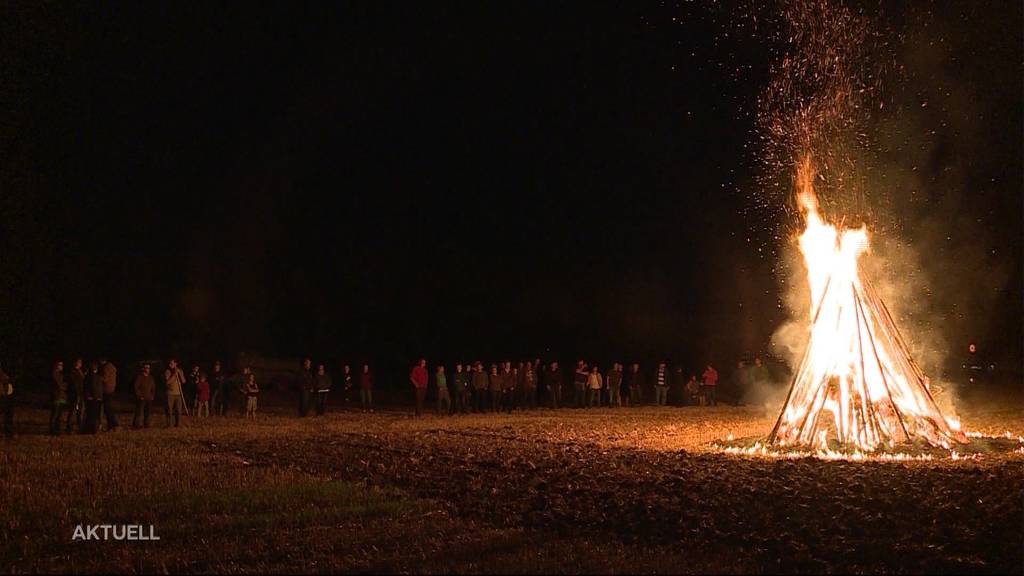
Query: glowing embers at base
[[714, 430, 1022, 462], [767, 155, 968, 452]]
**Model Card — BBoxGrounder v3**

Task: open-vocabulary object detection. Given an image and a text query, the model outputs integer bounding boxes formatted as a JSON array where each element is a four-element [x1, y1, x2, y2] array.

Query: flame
[[715, 441, 938, 462], [768, 154, 968, 452]]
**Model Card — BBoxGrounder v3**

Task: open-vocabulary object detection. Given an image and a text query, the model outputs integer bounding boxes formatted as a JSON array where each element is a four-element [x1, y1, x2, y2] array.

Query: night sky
[[2, 1, 1020, 383]]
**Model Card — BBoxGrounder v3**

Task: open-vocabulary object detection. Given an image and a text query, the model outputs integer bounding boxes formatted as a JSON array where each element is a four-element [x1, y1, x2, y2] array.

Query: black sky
[[2, 1, 1020, 379]]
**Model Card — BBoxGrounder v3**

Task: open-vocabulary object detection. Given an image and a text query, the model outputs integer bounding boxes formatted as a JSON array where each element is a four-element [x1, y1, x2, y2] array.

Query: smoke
[[739, 374, 791, 414], [758, 1, 1019, 417], [852, 6, 1017, 407]]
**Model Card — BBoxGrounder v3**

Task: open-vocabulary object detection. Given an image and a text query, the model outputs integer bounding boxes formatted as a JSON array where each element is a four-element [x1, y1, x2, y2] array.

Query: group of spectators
[[406, 358, 727, 416], [0, 354, 770, 437], [292, 358, 376, 417], [42, 359, 119, 435], [14, 357, 376, 436], [36, 358, 257, 434]]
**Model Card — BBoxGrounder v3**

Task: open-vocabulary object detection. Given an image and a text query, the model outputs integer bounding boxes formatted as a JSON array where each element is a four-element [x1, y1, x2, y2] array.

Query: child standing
[[195, 374, 211, 418], [686, 376, 700, 406], [245, 373, 259, 419]]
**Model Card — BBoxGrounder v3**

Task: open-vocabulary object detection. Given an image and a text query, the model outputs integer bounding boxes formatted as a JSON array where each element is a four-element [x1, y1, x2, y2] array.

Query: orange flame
[[769, 154, 968, 451]]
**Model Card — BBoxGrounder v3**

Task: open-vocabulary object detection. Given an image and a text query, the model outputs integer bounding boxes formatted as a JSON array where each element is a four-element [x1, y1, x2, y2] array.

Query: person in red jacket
[[359, 364, 374, 411], [195, 373, 211, 418], [701, 364, 719, 406], [409, 358, 429, 417]]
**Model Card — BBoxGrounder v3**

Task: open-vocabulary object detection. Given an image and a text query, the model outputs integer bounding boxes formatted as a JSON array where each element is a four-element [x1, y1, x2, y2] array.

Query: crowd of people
[[406, 358, 728, 417], [0, 356, 377, 436], [0, 354, 772, 437]]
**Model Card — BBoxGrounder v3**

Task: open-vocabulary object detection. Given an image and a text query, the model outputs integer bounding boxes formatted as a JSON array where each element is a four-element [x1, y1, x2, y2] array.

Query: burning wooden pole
[[768, 156, 968, 452]]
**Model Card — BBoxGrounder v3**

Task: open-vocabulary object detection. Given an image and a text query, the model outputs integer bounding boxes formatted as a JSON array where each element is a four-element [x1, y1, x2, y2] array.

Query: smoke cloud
[[763, 2, 1020, 414]]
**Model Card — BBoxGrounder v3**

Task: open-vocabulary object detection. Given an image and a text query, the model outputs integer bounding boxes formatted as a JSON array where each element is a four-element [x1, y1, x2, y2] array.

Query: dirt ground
[[1, 394, 1021, 574]]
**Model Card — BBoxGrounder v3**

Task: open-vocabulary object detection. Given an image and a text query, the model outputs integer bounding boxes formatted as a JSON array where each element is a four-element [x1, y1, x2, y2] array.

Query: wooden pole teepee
[[768, 269, 968, 451]]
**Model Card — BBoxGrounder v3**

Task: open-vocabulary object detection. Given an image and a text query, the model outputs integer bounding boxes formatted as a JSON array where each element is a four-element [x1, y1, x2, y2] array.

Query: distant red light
[[968, 343, 977, 354]]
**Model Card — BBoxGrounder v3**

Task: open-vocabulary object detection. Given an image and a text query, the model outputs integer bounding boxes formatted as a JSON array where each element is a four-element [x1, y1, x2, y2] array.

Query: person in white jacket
[[164, 358, 186, 427], [586, 366, 603, 408]]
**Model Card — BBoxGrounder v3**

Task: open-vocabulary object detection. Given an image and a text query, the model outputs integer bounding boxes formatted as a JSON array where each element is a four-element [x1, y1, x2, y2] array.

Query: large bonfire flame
[[768, 155, 969, 452]]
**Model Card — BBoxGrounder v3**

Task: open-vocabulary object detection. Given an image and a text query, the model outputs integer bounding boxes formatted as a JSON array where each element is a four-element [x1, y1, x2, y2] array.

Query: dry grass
[[1, 397, 1020, 573]]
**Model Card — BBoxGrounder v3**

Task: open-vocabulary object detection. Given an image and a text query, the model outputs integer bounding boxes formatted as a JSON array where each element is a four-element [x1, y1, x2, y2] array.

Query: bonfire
[[768, 155, 970, 453]]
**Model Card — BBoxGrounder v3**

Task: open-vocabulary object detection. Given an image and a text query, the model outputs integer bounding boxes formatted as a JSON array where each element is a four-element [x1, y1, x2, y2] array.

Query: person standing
[[195, 373, 211, 418], [506, 362, 517, 409], [244, 373, 259, 419], [49, 360, 67, 436], [435, 365, 450, 415], [622, 363, 633, 407], [234, 366, 252, 416], [0, 364, 12, 438], [359, 364, 374, 411], [733, 360, 749, 405], [503, 362, 516, 413], [188, 364, 202, 413], [99, 359, 119, 431], [626, 363, 643, 407], [298, 358, 314, 417], [607, 363, 623, 407], [586, 365, 602, 408], [132, 363, 156, 428], [210, 360, 230, 417], [471, 362, 488, 412], [671, 365, 686, 406], [164, 358, 186, 427], [702, 364, 719, 406], [654, 362, 669, 406], [751, 357, 769, 391], [340, 364, 354, 405], [314, 363, 332, 416], [619, 363, 630, 407], [546, 361, 562, 409], [83, 362, 103, 433], [522, 361, 537, 410], [66, 358, 85, 434], [449, 363, 461, 414], [453, 363, 471, 414], [487, 364, 502, 413], [573, 361, 588, 408], [409, 358, 428, 417]]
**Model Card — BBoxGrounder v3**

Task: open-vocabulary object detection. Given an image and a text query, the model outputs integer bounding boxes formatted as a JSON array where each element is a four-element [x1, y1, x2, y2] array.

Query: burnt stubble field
[[1, 392, 1021, 574]]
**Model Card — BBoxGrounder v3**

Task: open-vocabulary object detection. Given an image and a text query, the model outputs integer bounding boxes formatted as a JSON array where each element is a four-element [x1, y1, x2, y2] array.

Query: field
[[1, 393, 1021, 574]]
